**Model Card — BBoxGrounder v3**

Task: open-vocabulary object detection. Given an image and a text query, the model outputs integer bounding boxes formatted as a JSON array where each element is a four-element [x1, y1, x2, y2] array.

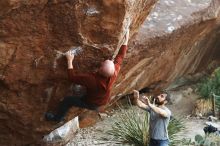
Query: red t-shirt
[[68, 45, 127, 106]]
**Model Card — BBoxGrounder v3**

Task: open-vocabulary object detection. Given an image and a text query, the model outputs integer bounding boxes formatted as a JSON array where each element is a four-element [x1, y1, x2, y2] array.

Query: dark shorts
[[55, 96, 98, 121], [149, 138, 169, 146]]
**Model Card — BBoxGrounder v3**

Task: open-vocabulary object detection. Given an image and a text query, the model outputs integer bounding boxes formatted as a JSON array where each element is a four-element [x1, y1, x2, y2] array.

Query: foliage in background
[[102, 106, 184, 146], [215, 94, 220, 111], [177, 134, 220, 146], [197, 67, 220, 99]]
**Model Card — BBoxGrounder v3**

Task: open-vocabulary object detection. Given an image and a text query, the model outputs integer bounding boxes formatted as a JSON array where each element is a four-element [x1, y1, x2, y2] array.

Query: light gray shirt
[[147, 106, 171, 140]]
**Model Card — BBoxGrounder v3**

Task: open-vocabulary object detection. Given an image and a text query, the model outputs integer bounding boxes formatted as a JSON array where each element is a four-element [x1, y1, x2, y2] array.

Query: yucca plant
[[106, 107, 149, 146], [102, 106, 184, 146], [169, 118, 185, 146]]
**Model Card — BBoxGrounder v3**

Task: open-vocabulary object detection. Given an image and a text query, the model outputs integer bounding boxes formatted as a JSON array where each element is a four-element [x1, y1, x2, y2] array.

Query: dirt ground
[[67, 87, 218, 146]]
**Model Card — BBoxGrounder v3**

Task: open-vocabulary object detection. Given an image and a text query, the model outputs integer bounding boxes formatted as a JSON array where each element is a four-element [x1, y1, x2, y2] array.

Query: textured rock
[[0, 0, 156, 145], [1, 0, 220, 145], [43, 116, 79, 144], [111, 0, 220, 96]]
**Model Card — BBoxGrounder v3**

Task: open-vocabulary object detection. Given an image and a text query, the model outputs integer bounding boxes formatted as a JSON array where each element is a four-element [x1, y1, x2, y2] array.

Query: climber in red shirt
[[45, 29, 130, 122]]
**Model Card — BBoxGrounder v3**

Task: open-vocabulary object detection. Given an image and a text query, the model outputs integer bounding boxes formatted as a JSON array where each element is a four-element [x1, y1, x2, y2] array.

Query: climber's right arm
[[114, 29, 129, 76], [66, 50, 74, 69], [65, 51, 97, 88]]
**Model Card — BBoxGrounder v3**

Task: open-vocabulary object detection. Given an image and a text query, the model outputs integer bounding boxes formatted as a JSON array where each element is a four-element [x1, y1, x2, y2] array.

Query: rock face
[[111, 0, 220, 96], [1, 0, 220, 145], [0, 0, 157, 145]]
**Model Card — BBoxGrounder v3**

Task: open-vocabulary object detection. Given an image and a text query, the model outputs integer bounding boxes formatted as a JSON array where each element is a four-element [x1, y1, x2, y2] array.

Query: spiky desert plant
[[169, 118, 185, 146], [106, 107, 149, 146], [103, 106, 184, 146]]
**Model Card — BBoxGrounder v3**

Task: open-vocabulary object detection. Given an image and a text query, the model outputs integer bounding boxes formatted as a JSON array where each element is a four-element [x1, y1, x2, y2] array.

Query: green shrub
[[214, 94, 220, 110], [197, 67, 220, 114], [178, 134, 220, 146], [197, 67, 220, 99], [102, 106, 184, 146]]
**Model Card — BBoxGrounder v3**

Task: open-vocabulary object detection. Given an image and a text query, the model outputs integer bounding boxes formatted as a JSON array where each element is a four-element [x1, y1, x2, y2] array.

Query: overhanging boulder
[[0, 0, 157, 145], [111, 0, 220, 97]]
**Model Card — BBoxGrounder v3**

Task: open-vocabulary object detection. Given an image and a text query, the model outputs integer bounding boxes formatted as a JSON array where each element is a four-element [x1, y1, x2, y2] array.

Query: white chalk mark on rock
[[170, 1, 174, 4], [45, 87, 54, 103], [177, 15, 183, 20], [0, 74, 5, 80], [167, 26, 175, 33], [147, 17, 152, 21], [68, 46, 83, 56], [53, 50, 63, 69], [164, 1, 170, 6], [151, 12, 159, 18], [53, 47, 82, 69], [86, 7, 100, 16], [34, 56, 44, 68]]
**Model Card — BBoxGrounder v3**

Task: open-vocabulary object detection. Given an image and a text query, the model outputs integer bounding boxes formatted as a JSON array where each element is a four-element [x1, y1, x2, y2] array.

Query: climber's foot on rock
[[44, 112, 62, 122]]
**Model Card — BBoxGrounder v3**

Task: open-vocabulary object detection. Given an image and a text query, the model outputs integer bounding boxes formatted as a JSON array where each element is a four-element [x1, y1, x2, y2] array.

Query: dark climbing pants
[[55, 96, 97, 121]]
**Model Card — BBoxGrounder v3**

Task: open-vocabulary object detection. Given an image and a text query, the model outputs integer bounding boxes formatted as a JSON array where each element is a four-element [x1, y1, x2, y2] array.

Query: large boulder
[[0, 0, 157, 145], [111, 0, 220, 97]]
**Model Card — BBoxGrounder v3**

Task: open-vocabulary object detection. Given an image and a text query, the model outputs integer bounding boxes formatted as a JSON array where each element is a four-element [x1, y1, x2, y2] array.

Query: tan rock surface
[[1, 0, 220, 145], [0, 0, 156, 145], [112, 0, 220, 96]]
